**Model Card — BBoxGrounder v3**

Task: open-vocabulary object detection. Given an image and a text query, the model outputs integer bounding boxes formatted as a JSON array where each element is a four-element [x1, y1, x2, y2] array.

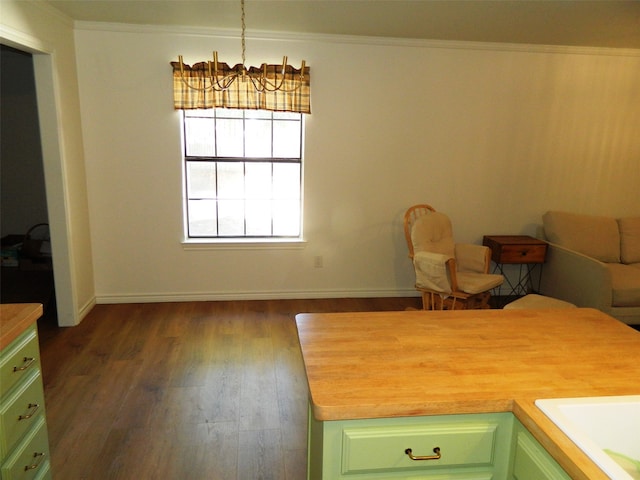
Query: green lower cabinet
[[510, 420, 571, 480], [307, 407, 571, 480], [308, 409, 514, 479]]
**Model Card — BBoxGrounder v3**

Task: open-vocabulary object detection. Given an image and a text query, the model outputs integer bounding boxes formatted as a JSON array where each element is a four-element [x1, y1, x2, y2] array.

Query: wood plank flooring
[[38, 298, 420, 480]]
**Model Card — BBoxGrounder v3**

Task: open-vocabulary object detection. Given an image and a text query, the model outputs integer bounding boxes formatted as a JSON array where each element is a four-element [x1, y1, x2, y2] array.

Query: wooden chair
[[403, 204, 504, 310]]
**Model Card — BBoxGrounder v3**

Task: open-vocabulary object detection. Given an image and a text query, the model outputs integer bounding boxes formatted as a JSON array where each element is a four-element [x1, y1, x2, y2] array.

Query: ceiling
[[45, 1, 640, 50]]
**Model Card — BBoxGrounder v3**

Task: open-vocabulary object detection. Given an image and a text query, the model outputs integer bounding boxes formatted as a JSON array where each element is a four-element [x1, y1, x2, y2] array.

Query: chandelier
[[175, 0, 307, 93]]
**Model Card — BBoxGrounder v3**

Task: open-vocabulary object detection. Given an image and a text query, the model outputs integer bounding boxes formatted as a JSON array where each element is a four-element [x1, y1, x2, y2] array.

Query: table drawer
[[341, 421, 498, 475], [0, 326, 40, 396], [495, 244, 547, 264], [1, 415, 51, 480], [0, 370, 45, 458]]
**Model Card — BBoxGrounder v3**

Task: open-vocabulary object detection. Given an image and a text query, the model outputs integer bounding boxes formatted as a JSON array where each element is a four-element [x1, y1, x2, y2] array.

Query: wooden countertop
[[295, 308, 640, 480], [0, 303, 43, 350]]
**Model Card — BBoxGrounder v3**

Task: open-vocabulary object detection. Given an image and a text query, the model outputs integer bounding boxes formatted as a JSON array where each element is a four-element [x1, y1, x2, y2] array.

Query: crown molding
[[74, 20, 640, 58]]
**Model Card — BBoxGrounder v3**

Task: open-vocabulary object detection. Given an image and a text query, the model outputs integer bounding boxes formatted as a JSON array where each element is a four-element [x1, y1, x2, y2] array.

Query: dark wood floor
[[38, 297, 421, 480]]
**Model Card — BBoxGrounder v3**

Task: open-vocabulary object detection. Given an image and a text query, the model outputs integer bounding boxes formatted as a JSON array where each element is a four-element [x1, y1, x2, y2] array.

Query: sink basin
[[536, 395, 640, 480]]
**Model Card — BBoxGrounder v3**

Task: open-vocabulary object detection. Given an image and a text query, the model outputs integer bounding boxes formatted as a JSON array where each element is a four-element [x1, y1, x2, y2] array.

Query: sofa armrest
[[537, 242, 612, 311]]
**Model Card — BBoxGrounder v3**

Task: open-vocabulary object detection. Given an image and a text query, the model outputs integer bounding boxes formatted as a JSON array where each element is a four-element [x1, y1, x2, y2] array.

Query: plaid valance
[[171, 60, 311, 114]]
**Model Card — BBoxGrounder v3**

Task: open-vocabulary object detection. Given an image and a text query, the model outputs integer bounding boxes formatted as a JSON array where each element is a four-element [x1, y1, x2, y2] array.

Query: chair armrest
[[413, 251, 453, 294], [537, 242, 612, 311], [455, 244, 491, 273]]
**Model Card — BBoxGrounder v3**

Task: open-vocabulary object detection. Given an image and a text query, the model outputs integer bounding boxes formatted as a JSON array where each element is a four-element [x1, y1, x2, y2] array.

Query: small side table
[[482, 235, 548, 298]]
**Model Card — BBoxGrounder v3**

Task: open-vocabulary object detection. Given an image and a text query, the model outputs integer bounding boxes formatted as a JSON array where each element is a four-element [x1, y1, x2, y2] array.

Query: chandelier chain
[[241, 0, 246, 69]]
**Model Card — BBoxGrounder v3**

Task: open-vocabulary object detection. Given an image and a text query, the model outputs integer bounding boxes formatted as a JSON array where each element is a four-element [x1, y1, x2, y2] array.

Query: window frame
[[181, 108, 304, 242]]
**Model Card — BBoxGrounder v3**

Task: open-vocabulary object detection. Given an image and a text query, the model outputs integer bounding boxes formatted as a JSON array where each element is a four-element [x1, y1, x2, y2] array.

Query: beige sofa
[[538, 211, 640, 325]]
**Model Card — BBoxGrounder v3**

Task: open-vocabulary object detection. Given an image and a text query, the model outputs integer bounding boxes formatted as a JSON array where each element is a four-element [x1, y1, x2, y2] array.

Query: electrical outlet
[[314, 256, 323, 268]]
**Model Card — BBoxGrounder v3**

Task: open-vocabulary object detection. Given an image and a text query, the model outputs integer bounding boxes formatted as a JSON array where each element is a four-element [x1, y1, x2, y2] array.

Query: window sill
[[181, 238, 307, 251]]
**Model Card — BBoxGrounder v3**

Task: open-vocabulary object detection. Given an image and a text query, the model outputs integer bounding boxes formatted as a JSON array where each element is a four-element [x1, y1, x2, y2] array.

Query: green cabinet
[[510, 420, 571, 480], [308, 407, 570, 480], [1, 323, 52, 480], [308, 410, 514, 479]]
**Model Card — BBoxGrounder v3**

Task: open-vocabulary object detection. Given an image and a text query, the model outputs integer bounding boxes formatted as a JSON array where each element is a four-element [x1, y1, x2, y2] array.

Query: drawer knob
[[405, 446, 441, 461], [24, 452, 45, 472], [18, 403, 40, 421], [13, 357, 36, 372]]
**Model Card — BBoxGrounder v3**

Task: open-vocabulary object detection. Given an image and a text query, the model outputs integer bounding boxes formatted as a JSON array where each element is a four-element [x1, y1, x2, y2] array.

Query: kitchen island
[[296, 308, 640, 479]]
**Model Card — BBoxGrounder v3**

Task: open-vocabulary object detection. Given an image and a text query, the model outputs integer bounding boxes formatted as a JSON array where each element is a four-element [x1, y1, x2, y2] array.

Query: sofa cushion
[[607, 263, 640, 307], [543, 211, 620, 263], [618, 216, 640, 264]]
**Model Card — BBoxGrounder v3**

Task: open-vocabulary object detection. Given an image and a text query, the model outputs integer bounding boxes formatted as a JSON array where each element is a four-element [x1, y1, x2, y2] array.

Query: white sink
[[536, 395, 640, 480]]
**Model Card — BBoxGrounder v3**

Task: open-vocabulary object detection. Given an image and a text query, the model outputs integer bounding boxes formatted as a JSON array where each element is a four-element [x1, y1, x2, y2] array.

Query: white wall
[[74, 24, 640, 303], [1, 1, 95, 325]]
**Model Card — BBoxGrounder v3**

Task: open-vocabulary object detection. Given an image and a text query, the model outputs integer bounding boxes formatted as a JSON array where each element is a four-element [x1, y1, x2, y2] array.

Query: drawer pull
[[24, 452, 45, 471], [13, 357, 36, 372], [18, 403, 40, 420], [405, 447, 441, 461]]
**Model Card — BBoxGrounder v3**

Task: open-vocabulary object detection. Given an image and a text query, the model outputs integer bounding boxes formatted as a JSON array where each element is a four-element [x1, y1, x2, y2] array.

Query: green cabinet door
[[511, 420, 571, 480]]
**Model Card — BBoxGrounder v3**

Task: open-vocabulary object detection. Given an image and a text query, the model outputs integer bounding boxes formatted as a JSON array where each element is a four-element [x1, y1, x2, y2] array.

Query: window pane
[[185, 117, 215, 156], [215, 107, 242, 118], [185, 109, 215, 118], [273, 163, 300, 199], [245, 119, 271, 157], [273, 119, 301, 158], [273, 199, 300, 236], [187, 162, 216, 198], [218, 200, 244, 236], [273, 111, 298, 120], [246, 200, 272, 236], [245, 162, 272, 199], [217, 162, 244, 199], [246, 110, 271, 119], [217, 118, 244, 157], [188, 199, 217, 236]]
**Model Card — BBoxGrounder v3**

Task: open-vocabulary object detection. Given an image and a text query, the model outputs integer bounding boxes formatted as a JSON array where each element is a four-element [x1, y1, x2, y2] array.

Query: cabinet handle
[[13, 357, 36, 372], [18, 403, 40, 420], [405, 447, 441, 461], [24, 452, 45, 471]]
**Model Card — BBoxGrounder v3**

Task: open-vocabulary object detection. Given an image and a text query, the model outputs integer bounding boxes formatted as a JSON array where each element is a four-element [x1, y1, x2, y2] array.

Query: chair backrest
[[404, 205, 455, 259]]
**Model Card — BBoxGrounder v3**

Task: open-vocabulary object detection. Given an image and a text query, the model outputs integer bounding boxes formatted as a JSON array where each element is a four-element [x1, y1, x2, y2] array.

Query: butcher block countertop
[[0, 303, 43, 350], [296, 308, 640, 480]]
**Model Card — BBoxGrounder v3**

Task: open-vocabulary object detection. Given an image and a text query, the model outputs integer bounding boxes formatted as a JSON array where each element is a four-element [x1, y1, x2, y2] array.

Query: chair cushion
[[411, 212, 455, 258], [607, 263, 640, 307], [618, 216, 640, 264], [543, 211, 620, 263], [456, 272, 504, 294]]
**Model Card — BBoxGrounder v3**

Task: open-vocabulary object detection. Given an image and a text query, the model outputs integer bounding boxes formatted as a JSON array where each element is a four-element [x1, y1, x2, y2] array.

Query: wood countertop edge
[[0, 303, 43, 350]]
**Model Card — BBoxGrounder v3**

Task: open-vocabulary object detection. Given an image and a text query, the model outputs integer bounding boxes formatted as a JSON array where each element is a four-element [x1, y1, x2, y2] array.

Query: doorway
[[1, 44, 57, 325]]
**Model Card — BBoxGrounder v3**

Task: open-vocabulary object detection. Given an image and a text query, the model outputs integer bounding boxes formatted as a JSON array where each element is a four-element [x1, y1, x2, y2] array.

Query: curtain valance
[[171, 60, 311, 114]]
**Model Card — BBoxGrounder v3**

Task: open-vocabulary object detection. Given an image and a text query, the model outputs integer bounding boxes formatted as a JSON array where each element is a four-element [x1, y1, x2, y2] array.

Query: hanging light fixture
[[175, 0, 307, 93]]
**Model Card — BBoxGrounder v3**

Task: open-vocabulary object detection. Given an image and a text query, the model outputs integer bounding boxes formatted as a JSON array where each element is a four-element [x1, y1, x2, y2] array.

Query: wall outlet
[[314, 255, 323, 268]]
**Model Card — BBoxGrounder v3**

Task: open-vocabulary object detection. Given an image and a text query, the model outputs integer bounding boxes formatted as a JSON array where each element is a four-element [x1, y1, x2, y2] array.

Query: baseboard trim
[[96, 288, 419, 304]]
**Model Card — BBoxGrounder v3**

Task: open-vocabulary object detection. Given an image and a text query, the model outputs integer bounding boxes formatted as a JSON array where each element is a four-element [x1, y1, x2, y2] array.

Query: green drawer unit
[[1, 415, 51, 480], [0, 369, 46, 458], [510, 420, 571, 480], [1, 321, 52, 480], [0, 326, 40, 397], [308, 409, 514, 479]]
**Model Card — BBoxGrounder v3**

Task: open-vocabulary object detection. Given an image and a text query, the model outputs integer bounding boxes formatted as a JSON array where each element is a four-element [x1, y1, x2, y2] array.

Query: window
[[183, 108, 303, 239]]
